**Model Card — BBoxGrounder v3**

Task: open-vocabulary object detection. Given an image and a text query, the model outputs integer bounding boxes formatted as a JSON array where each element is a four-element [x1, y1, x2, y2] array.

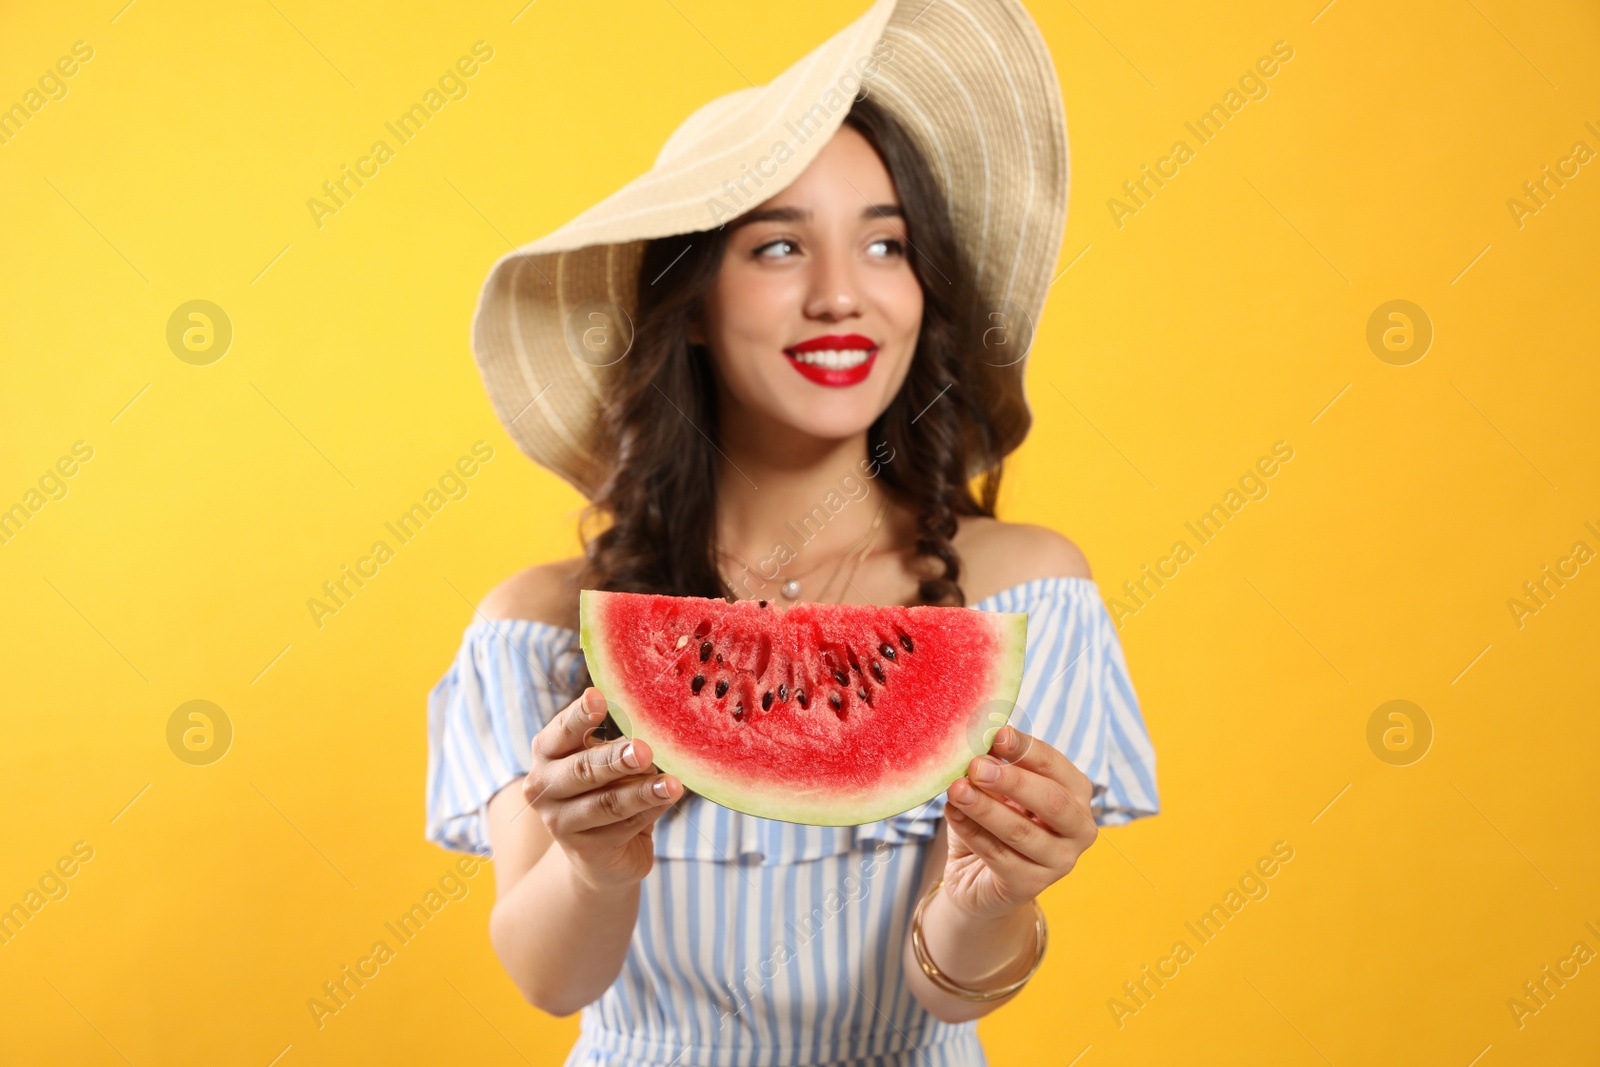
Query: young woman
[[426, 2, 1158, 1063]]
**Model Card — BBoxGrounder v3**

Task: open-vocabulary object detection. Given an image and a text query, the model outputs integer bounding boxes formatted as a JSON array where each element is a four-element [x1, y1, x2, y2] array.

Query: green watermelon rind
[[579, 589, 1030, 827], [578, 588, 636, 735]]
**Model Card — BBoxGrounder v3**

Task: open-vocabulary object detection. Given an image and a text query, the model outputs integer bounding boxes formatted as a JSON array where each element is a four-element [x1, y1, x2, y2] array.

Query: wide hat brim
[[470, 0, 1069, 499]]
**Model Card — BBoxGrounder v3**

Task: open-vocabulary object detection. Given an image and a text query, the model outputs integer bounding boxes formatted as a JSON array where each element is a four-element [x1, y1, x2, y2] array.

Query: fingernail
[[996, 726, 1014, 748], [951, 779, 974, 803], [621, 741, 639, 768], [652, 778, 670, 799], [586, 690, 606, 719], [972, 757, 1000, 783]]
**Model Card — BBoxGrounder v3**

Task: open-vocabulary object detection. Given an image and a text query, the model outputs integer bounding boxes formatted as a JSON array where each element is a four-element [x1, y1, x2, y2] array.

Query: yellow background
[[2, 0, 1596, 1062]]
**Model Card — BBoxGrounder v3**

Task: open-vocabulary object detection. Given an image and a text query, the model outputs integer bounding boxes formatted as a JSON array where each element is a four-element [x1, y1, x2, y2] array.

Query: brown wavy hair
[[576, 93, 1011, 638]]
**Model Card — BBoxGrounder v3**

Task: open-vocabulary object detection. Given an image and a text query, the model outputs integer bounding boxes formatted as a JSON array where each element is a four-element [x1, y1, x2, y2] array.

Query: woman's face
[[689, 124, 924, 445]]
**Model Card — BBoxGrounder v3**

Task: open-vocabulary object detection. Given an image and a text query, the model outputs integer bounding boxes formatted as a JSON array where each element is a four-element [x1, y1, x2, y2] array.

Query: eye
[[868, 237, 907, 258], [754, 238, 798, 260]]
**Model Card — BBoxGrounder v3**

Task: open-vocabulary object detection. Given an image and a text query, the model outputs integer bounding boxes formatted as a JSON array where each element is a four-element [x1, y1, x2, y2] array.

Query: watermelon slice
[[578, 590, 1028, 826]]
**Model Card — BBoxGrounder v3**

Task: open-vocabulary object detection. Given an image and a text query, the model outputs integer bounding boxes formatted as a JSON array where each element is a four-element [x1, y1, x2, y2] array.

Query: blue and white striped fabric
[[426, 576, 1158, 1067]]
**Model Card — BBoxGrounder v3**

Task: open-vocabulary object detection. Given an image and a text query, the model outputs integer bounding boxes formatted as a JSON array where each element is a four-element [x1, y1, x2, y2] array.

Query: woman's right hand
[[524, 687, 682, 891]]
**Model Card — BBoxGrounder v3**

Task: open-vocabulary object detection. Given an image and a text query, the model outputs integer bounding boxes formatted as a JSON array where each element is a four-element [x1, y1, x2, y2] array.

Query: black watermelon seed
[[715, 679, 729, 698], [881, 642, 896, 660], [758, 599, 767, 608], [833, 669, 849, 686], [716, 653, 723, 663], [762, 691, 774, 710], [829, 693, 842, 711], [691, 675, 705, 694], [734, 703, 744, 719], [900, 634, 914, 653], [857, 687, 868, 702], [870, 662, 885, 684], [796, 690, 808, 709], [699, 641, 713, 662], [777, 684, 787, 702]]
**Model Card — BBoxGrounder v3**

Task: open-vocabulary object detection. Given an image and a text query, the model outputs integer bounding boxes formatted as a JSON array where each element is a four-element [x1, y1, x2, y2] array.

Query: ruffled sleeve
[[978, 576, 1159, 825], [424, 617, 589, 856]]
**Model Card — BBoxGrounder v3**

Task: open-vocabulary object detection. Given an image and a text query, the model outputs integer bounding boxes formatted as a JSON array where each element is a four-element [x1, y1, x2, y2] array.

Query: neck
[[713, 422, 888, 599]]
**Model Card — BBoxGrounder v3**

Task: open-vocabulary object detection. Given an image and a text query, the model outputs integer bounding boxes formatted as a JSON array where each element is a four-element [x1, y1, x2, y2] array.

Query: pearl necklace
[[717, 497, 890, 605]]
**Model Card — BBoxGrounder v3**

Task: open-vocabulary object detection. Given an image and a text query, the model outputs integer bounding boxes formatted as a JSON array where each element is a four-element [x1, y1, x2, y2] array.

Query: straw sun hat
[[469, 0, 1068, 499]]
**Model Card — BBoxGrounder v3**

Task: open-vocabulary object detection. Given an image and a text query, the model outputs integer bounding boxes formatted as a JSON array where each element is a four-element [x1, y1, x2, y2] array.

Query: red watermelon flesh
[[579, 589, 1028, 826]]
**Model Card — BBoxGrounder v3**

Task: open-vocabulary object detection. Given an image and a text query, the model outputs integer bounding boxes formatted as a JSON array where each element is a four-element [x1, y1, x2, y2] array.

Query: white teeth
[[790, 348, 872, 369]]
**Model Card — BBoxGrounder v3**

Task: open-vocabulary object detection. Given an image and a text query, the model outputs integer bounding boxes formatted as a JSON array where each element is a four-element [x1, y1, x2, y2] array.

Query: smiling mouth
[[783, 334, 880, 387]]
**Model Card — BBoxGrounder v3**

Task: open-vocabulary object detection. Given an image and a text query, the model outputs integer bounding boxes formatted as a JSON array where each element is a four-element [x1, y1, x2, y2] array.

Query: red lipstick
[[782, 333, 879, 388]]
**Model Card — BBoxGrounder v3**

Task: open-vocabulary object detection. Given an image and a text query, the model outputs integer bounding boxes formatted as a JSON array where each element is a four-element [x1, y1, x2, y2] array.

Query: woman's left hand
[[941, 724, 1099, 919]]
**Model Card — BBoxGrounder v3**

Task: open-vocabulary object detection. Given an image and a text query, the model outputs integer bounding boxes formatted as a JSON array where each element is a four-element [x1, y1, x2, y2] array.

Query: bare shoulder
[[476, 556, 588, 630], [952, 516, 1092, 603]]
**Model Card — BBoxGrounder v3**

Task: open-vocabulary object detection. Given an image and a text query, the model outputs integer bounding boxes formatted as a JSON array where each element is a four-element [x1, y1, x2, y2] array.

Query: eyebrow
[[730, 203, 904, 229]]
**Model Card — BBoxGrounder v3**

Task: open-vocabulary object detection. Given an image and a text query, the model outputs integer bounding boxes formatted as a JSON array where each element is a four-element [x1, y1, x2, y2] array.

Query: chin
[[766, 394, 886, 442]]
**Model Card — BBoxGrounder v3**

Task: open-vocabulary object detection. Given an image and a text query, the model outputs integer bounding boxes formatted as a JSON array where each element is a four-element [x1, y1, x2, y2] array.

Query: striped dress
[[426, 576, 1159, 1067]]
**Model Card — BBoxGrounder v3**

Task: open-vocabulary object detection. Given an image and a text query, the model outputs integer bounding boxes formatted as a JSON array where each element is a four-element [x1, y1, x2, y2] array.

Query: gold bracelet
[[909, 878, 1048, 1002]]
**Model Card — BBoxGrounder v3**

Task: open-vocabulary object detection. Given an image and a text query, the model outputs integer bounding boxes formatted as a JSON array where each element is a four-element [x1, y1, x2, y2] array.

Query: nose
[[802, 241, 861, 322]]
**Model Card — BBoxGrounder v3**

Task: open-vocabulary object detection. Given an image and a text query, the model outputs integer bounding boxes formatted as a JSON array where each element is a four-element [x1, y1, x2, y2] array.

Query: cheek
[[713, 258, 787, 326], [871, 272, 924, 372], [730, 281, 794, 347], [704, 277, 793, 385], [870, 269, 923, 339]]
